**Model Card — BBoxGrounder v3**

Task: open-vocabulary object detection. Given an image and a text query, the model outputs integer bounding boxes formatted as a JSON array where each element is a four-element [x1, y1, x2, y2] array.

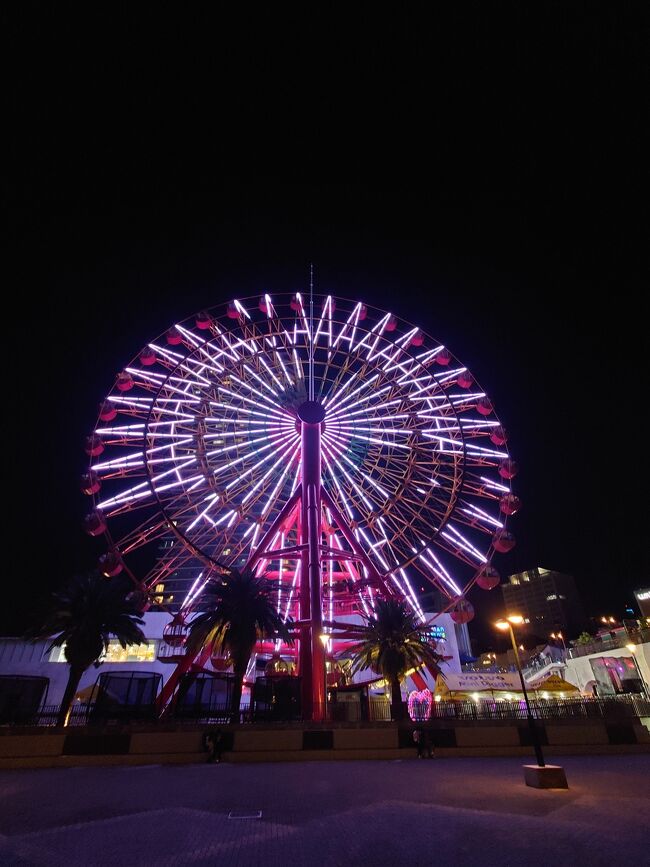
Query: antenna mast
[[309, 263, 315, 401]]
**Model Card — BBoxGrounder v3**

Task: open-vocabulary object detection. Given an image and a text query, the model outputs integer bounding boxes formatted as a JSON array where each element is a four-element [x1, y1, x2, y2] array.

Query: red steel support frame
[[158, 400, 388, 721]]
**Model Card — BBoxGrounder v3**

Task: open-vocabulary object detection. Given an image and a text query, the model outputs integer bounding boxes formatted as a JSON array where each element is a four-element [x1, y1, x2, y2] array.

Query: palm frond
[[348, 598, 443, 683], [186, 566, 294, 664], [28, 572, 146, 668]]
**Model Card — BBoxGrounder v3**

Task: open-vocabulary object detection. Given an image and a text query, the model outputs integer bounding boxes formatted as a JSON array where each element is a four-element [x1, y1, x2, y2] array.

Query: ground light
[[495, 615, 568, 789]]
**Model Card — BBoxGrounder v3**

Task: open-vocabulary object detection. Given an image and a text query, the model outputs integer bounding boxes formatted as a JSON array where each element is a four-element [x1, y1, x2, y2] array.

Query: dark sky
[[5, 6, 648, 650]]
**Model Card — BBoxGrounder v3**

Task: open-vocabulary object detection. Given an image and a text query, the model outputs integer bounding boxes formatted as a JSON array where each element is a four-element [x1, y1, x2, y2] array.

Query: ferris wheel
[[82, 293, 519, 631]]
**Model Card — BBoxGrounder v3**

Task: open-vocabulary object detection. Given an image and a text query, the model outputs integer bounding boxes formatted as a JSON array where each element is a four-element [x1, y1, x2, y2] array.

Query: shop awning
[[434, 672, 523, 699], [528, 673, 579, 693]]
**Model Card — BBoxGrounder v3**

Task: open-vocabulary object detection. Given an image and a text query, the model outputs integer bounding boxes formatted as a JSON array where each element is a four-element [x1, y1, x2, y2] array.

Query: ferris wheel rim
[[85, 290, 516, 612]]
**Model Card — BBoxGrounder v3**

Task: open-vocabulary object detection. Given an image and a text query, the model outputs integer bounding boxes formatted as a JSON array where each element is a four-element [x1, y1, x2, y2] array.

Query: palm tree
[[29, 573, 146, 726], [349, 598, 443, 721], [186, 567, 294, 721]]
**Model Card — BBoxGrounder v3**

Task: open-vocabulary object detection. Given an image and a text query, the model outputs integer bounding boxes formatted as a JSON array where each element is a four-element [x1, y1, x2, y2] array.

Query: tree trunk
[[230, 667, 245, 724], [390, 676, 404, 721], [57, 665, 85, 727]]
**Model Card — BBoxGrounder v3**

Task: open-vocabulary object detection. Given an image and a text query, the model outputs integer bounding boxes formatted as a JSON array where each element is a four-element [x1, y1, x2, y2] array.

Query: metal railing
[[5, 695, 649, 728], [425, 695, 650, 722], [567, 630, 650, 659]]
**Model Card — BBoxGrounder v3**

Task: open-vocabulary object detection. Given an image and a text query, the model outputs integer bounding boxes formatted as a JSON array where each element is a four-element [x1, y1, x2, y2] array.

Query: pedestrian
[[204, 728, 224, 763], [413, 727, 424, 758]]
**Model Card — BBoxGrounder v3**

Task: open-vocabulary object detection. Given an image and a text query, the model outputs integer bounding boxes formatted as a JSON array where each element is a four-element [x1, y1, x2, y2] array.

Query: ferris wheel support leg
[[245, 487, 302, 572], [155, 643, 212, 717], [321, 489, 395, 597], [299, 402, 326, 721]]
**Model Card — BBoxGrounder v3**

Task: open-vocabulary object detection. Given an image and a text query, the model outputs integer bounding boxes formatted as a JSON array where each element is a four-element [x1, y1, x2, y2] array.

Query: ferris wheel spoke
[[312, 295, 334, 349], [244, 442, 301, 519], [210, 429, 297, 484], [434, 522, 489, 567], [457, 501, 504, 533], [117, 514, 175, 554], [227, 372, 287, 415], [236, 435, 300, 504], [412, 545, 463, 597]]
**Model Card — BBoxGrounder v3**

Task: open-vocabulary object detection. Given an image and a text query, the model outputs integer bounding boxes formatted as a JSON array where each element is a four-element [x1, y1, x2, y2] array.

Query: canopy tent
[[435, 671, 581, 701], [527, 673, 579, 695], [434, 672, 524, 700]]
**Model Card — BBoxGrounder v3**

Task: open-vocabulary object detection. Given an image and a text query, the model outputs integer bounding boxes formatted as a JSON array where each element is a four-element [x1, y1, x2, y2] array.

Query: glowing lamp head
[[508, 615, 524, 625], [495, 620, 510, 632], [626, 644, 637, 653]]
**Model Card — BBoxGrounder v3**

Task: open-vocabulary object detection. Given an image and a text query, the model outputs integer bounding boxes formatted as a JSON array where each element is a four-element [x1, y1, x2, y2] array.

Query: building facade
[[0, 610, 461, 707], [502, 566, 587, 640], [634, 588, 650, 619]]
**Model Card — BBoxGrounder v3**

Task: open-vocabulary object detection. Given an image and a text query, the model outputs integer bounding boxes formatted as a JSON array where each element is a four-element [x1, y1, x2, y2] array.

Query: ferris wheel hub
[[297, 400, 326, 425]]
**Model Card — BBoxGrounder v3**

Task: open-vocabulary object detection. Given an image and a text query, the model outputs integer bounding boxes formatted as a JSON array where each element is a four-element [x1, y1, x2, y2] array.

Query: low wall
[[1, 720, 648, 769]]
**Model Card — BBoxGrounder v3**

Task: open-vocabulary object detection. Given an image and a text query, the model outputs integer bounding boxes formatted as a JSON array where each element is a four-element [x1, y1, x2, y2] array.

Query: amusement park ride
[[81, 285, 519, 719]]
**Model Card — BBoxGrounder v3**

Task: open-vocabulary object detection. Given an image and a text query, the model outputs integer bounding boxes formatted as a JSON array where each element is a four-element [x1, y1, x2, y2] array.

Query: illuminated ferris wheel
[[82, 292, 519, 635]]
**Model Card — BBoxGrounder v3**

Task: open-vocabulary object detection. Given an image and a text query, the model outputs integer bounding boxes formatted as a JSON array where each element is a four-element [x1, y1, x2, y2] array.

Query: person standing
[[204, 728, 224, 763]]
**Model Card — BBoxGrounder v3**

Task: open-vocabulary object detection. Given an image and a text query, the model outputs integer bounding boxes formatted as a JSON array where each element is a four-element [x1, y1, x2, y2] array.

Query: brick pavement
[[0, 755, 647, 866]]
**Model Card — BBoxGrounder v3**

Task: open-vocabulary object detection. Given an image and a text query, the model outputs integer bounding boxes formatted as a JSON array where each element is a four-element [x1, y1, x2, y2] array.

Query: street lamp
[[550, 631, 566, 651], [626, 644, 648, 699], [495, 615, 546, 768]]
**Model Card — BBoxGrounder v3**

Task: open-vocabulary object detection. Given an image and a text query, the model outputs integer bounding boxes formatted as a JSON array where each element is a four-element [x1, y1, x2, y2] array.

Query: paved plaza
[[0, 754, 647, 866]]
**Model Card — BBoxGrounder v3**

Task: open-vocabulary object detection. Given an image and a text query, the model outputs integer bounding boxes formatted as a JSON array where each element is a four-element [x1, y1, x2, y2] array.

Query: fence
[[9, 694, 649, 728], [567, 629, 650, 659], [424, 695, 650, 722]]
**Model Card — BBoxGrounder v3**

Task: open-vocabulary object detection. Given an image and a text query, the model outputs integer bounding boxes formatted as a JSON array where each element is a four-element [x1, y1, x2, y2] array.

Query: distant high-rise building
[[634, 588, 650, 618], [502, 567, 587, 640]]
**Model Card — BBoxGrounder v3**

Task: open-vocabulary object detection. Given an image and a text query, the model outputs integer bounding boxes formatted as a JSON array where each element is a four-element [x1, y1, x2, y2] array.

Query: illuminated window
[[102, 641, 157, 663], [50, 640, 157, 663]]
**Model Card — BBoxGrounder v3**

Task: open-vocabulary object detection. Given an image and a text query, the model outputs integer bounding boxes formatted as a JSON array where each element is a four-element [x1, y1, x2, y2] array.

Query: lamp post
[[626, 644, 649, 699], [496, 615, 545, 768], [550, 631, 566, 652]]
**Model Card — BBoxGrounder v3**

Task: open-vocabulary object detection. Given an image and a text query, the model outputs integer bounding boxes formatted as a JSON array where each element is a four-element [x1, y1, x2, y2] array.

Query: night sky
[[6, 6, 648, 651]]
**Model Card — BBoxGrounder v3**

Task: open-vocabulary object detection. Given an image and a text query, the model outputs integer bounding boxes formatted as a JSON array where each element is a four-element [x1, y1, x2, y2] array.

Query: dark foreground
[[1, 755, 647, 866]]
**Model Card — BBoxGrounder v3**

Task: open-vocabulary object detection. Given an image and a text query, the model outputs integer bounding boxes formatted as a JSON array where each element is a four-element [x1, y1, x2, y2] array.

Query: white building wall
[[563, 642, 650, 695], [0, 614, 175, 706], [1, 610, 460, 706]]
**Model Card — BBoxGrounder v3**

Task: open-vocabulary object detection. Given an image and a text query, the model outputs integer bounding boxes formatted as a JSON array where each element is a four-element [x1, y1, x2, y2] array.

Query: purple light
[[441, 525, 487, 563], [331, 302, 363, 351]]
